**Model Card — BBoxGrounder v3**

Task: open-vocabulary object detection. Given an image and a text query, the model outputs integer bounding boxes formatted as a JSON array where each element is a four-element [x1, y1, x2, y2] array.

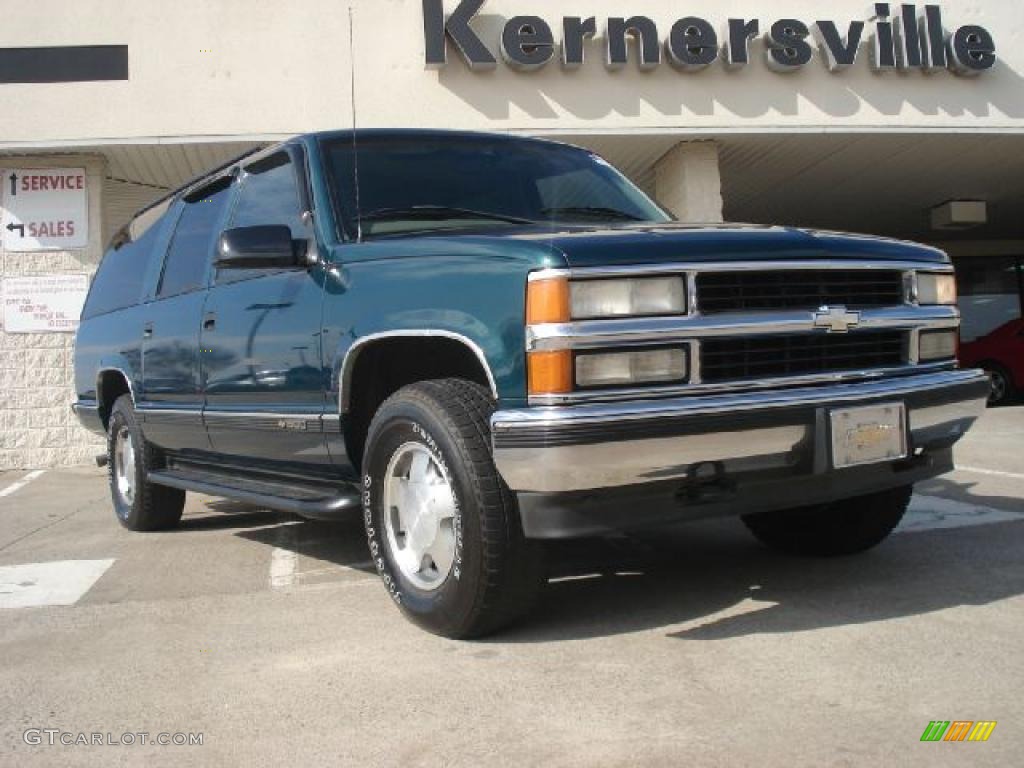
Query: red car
[[959, 319, 1024, 405]]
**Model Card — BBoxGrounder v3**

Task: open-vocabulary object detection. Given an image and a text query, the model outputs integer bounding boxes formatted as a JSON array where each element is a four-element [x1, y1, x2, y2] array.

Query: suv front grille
[[696, 270, 905, 313], [700, 331, 905, 383]]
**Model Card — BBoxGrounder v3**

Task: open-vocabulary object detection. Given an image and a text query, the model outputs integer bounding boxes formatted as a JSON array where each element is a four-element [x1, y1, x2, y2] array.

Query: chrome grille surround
[[526, 260, 958, 406]]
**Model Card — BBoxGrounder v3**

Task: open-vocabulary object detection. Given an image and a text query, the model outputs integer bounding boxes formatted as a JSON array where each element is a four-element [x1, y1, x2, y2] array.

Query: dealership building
[[0, 0, 1022, 469]]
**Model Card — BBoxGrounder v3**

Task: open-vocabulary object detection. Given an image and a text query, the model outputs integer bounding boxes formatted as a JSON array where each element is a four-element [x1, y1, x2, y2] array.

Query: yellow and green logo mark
[[921, 721, 997, 742]]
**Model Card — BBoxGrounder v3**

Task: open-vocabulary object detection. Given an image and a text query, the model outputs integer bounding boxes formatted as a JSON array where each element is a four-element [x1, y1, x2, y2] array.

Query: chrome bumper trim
[[491, 369, 988, 493]]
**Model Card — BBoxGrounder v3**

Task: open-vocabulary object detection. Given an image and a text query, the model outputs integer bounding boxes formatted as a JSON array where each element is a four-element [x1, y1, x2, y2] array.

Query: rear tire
[[983, 363, 1013, 406], [741, 484, 912, 557], [107, 395, 185, 531], [362, 379, 544, 639]]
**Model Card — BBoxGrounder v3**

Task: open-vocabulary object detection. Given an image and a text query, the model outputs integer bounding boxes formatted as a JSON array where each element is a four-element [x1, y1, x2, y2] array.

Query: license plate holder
[[830, 402, 907, 469]]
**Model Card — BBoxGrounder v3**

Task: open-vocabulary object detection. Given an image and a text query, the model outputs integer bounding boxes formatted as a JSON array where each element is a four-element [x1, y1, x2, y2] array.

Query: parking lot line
[[269, 521, 301, 589], [0, 470, 45, 498], [956, 465, 1024, 482], [270, 547, 298, 588], [0, 559, 114, 609], [900, 494, 1023, 533]]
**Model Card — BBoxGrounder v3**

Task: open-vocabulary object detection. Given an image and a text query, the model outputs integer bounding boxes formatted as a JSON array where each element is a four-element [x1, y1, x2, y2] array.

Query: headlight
[[575, 348, 688, 389], [919, 330, 958, 362], [917, 272, 957, 305], [570, 277, 686, 319], [525, 272, 690, 396]]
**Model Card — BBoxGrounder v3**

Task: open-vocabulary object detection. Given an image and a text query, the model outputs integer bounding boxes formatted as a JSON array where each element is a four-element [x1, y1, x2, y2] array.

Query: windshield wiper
[[359, 205, 533, 225], [541, 206, 645, 222]]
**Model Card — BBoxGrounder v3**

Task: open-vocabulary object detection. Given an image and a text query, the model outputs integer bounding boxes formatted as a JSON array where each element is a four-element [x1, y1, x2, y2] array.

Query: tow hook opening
[[894, 446, 933, 472], [676, 461, 736, 504]]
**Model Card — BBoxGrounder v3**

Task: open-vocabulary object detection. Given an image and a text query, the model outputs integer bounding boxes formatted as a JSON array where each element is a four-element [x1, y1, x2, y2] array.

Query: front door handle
[[142, 322, 153, 339], [203, 313, 216, 331]]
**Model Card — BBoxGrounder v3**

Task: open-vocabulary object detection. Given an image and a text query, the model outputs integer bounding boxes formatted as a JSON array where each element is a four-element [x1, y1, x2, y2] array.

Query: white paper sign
[[1, 167, 88, 251], [2, 274, 89, 333]]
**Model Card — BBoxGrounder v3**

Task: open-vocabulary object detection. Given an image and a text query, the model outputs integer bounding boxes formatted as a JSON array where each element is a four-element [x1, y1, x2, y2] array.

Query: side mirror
[[215, 226, 301, 269]]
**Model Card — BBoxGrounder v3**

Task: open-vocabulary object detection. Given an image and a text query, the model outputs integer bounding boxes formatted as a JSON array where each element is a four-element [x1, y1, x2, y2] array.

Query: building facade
[[1, 0, 1022, 468]]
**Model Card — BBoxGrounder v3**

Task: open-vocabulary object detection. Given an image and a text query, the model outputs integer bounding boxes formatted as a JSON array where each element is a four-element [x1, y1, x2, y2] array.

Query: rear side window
[[218, 152, 305, 285], [82, 200, 170, 319], [157, 178, 232, 298]]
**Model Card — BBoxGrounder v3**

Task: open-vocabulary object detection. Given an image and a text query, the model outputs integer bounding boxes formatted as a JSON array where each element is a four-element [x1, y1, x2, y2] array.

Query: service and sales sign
[[1, 167, 88, 251], [1, 274, 89, 333]]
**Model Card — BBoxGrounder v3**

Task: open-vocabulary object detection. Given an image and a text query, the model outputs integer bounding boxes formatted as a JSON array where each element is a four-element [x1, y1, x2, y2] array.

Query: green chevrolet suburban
[[73, 130, 989, 637]]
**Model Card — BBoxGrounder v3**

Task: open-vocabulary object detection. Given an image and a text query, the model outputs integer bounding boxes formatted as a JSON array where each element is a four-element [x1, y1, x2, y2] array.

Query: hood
[[503, 222, 947, 268]]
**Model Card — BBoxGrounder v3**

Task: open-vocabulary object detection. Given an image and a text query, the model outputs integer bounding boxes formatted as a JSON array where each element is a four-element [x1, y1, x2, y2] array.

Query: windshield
[[322, 134, 671, 239]]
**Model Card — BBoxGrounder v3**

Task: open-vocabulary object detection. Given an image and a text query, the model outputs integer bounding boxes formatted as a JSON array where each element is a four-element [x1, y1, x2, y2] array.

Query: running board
[[147, 469, 361, 521]]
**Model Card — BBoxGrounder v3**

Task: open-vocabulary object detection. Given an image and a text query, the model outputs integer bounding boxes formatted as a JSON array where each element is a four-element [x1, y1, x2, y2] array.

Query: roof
[[119, 129, 587, 232], [310, 128, 579, 149]]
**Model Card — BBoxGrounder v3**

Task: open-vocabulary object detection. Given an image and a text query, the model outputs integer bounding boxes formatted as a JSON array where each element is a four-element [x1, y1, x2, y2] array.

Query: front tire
[[107, 395, 185, 531], [741, 484, 912, 557], [362, 379, 544, 638]]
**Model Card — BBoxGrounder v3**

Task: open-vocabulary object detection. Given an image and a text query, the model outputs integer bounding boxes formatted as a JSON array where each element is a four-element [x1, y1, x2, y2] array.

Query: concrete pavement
[[1, 406, 1022, 766]]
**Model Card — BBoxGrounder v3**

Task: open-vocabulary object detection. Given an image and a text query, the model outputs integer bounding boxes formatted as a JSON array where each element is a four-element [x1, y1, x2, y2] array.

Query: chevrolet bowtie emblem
[[813, 305, 861, 333]]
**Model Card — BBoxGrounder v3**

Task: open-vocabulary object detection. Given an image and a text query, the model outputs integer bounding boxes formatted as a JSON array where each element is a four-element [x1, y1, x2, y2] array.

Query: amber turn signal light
[[528, 350, 573, 395], [526, 277, 570, 324]]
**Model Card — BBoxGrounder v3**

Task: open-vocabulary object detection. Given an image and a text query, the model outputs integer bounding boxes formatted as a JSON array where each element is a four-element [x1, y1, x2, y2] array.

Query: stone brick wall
[[0, 155, 106, 470]]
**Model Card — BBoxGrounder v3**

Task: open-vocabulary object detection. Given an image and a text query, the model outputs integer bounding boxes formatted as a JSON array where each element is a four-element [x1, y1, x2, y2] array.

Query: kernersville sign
[[423, 1, 996, 76]]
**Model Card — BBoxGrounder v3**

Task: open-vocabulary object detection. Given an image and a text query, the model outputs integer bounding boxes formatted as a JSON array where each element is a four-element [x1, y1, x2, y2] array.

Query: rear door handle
[[142, 322, 153, 339], [203, 313, 216, 331]]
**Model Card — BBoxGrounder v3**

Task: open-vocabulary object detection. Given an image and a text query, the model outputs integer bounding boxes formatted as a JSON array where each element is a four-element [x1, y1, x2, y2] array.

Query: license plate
[[830, 402, 907, 469]]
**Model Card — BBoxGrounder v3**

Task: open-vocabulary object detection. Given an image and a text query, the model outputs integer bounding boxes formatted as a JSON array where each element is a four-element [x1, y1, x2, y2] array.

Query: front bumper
[[491, 369, 988, 536]]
